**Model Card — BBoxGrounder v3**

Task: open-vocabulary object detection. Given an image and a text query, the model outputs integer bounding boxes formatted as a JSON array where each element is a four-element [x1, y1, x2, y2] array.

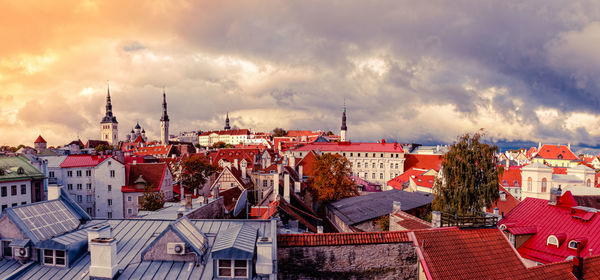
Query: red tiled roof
[[293, 142, 404, 153], [507, 225, 537, 235], [34, 135, 47, 144], [278, 231, 410, 247], [412, 174, 435, 189], [553, 167, 568, 174], [387, 168, 428, 190], [536, 144, 577, 160], [412, 227, 529, 280], [121, 163, 168, 193], [199, 129, 250, 136], [499, 193, 600, 264], [499, 167, 522, 188], [295, 150, 317, 177], [527, 147, 538, 158], [394, 211, 433, 230], [527, 255, 600, 279], [133, 145, 173, 157], [60, 155, 110, 168], [208, 148, 259, 168], [403, 154, 442, 172], [486, 185, 520, 216]]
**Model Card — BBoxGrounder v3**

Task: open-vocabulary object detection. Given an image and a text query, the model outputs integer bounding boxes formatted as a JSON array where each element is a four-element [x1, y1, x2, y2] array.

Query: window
[[49, 171, 55, 178], [11, 203, 16, 207], [395, 163, 398, 169], [357, 163, 361, 168], [67, 184, 73, 191], [127, 208, 132, 214], [350, 153, 353, 157], [108, 185, 112, 192], [527, 177, 532, 192], [390, 163, 394, 169], [108, 160, 111, 166], [587, 179, 591, 188], [380, 163, 383, 169], [217, 259, 248, 278], [568, 240, 580, 250], [380, 173, 383, 179], [107, 212, 112, 219], [358, 153, 361, 157], [541, 178, 547, 193], [85, 170, 91, 177], [21, 202, 26, 205], [11, 185, 17, 196], [372, 173, 375, 179], [86, 208, 92, 215], [372, 163, 375, 169], [372, 153, 375, 157], [110, 170, 115, 177], [43, 249, 66, 266], [20, 184, 26, 195], [77, 184, 82, 190], [127, 196, 132, 202], [1, 205, 6, 211], [343, 153, 346, 157], [67, 171, 73, 177], [86, 184, 92, 190], [1, 187, 6, 197], [547, 235, 560, 248], [2, 240, 12, 257], [77, 195, 82, 202], [86, 195, 92, 202], [76, 170, 82, 177], [108, 199, 112, 206], [380, 153, 383, 157]]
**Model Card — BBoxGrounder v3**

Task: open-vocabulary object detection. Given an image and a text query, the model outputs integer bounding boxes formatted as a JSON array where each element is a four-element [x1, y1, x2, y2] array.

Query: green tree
[[272, 128, 287, 137], [326, 131, 334, 136], [375, 215, 390, 231], [307, 153, 358, 203], [94, 144, 113, 153], [139, 185, 165, 211], [212, 141, 234, 149], [432, 130, 502, 215], [176, 155, 219, 195]]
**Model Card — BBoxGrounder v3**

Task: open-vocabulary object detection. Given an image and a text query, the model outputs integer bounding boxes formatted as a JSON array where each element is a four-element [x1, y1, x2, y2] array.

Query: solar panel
[[12, 200, 81, 241]]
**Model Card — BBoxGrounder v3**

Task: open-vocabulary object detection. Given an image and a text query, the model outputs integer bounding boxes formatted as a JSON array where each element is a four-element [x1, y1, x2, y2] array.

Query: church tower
[[100, 83, 118, 145], [160, 89, 170, 145], [340, 103, 348, 142], [224, 112, 231, 130]]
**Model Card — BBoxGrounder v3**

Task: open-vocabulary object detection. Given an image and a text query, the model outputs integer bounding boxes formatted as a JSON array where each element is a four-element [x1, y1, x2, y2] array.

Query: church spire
[[340, 100, 347, 142], [224, 112, 231, 130], [101, 81, 117, 124], [160, 88, 169, 122]]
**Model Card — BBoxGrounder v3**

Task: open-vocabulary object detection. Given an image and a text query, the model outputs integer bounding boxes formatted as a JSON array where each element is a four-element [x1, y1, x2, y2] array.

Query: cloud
[[3, 0, 600, 147]]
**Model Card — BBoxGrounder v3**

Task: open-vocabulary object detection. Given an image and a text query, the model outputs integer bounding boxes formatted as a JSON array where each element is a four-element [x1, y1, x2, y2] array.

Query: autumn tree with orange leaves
[[307, 153, 358, 203]]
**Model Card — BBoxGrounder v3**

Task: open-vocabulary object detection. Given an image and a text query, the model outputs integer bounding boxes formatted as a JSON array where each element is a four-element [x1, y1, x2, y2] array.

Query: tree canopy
[[432, 131, 502, 215], [175, 155, 220, 195], [307, 153, 358, 203], [139, 185, 165, 211], [212, 141, 234, 149], [272, 128, 287, 137]]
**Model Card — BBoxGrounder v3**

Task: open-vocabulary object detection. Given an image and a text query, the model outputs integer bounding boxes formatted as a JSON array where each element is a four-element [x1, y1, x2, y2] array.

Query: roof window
[[547, 233, 566, 248]]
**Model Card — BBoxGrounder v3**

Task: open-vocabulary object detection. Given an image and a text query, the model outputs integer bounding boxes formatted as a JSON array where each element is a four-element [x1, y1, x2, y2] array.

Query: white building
[[521, 162, 595, 201], [0, 156, 45, 213], [59, 155, 125, 218]]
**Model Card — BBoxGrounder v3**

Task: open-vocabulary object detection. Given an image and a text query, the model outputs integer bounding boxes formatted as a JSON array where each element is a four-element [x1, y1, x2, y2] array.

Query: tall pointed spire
[[101, 81, 117, 124], [160, 87, 169, 122], [340, 99, 347, 142], [224, 112, 231, 130]]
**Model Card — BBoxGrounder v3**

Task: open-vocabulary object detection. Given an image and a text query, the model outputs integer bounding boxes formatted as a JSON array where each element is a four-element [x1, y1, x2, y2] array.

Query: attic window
[[568, 240, 579, 250], [499, 224, 507, 230], [0, 169, 4, 176], [17, 168, 24, 175], [547, 235, 561, 248]]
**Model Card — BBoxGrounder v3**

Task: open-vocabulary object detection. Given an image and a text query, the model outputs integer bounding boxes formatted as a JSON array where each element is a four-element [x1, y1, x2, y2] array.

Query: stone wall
[[186, 197, 224, 219], [278, 242, 418, 280]]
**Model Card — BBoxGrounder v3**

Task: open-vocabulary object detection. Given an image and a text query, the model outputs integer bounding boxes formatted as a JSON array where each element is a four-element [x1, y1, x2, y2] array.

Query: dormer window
[[547, 236, 559, 247], [568, 240, 578, 250], [499, 224, 507, 231], [43, 249, 66, 267]]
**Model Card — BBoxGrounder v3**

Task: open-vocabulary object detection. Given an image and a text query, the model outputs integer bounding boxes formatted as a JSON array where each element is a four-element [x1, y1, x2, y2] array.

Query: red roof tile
[[295, 150, 317, 177], [412, 227, 530, 280], [486, 185, 520, 216], [536, 144, 577, 160], [499, 194, 600, 264], [121, 163, 168, 193], [59, 155, 110, 168], [394, 211, 433, 230], [387, 168, 428, 190], [278, 231, 410, 247], [34, 135, 47, 144], [412, 174, 435, 189], [293, 142, 404, 153], [403, 154, 442, 172], [499, 167, 522, 188]]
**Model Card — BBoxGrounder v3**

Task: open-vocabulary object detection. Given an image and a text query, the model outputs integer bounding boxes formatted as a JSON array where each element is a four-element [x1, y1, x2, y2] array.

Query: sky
[[3, 0, 600, 148]]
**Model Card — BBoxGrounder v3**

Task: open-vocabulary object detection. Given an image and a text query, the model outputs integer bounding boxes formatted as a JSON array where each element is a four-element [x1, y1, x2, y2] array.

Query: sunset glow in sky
[[3, 0, 600, 147]]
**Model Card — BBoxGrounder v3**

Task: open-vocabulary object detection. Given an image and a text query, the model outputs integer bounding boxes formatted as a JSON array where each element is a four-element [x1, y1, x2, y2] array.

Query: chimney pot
[[88, 227, 117, 279], [47, 185, 63, 200]]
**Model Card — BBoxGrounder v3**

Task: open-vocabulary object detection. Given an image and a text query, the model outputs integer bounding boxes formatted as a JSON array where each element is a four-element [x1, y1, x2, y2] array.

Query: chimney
[[392, 201, 402, 214], [86, 224, 112, 252], [284, 173, 290, 203], [47, 185, 63, 200], [241, 162, 247, 180], [298, 165, 304, 182], [234, 158, 239, 169], [549, 186, 562, 205], [289, 156, 295, 167], [493, 208, 500, 216], [185, 195, 193, 210], [538, 142, 542, 150], [573, 245, 584, 280], [500, 191, 507, 201], [255, 237, 274, 276], [213, 187, 219, 199], [294, 181, 301, 193], [317, 226, 324, 233], [89, 230, 118, 280], [431, 211, 442, 228], [273, 173, 279, 200], [277, 164, 282, 174], [568, 142, 571, 150]]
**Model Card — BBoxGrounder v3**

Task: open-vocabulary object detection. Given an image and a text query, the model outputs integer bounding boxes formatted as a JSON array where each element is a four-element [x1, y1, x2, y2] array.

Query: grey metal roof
[[172, 217, 209, 256], [0, 259, 22, 279], [8, 199, 81, 243], [15, 219, 275, 280], [328, 189, 433, 225], [211, 224, 257, 260]]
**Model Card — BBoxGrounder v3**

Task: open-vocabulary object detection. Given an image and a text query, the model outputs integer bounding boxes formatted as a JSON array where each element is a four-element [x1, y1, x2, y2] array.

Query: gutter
[[408, 231, 434, 280]]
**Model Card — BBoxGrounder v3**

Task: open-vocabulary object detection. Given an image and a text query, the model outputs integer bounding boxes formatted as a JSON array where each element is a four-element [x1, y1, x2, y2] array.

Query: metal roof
[[14, 219, 275, 280], [0, 155, 44, 182], [328, 189, 433, 225], [0, 259, 22, 279], [171, 217, 209, 257], [211, 224, 258, 260]]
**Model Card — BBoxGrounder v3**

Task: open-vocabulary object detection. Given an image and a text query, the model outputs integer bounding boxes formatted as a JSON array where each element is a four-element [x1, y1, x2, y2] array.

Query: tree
[[272, 127, 287, 137], [375, 215, 389, 231], [175, 155, 220, 195], [432, 130, 502, 215], [94, 144, 113, 153], [326, 131, 334, 136], [139, 185, 165, 211], [307, 153, 358, 203]]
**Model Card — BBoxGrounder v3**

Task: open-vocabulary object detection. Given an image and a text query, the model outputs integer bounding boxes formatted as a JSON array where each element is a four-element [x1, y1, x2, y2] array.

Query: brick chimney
[[298, 165, 303, 182], [283, 172, 290, 203]]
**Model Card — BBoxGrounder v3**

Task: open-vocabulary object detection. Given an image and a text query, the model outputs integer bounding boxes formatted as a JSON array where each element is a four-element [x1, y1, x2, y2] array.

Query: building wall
[[142, 229, 197, 262], [95, 158, 125, 219], [0, 215, 25, 239], [290, 150, 405, 188], [278, 243, 418, 279], [0, 180, 32, 213], [186, 197, 224, 219]]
